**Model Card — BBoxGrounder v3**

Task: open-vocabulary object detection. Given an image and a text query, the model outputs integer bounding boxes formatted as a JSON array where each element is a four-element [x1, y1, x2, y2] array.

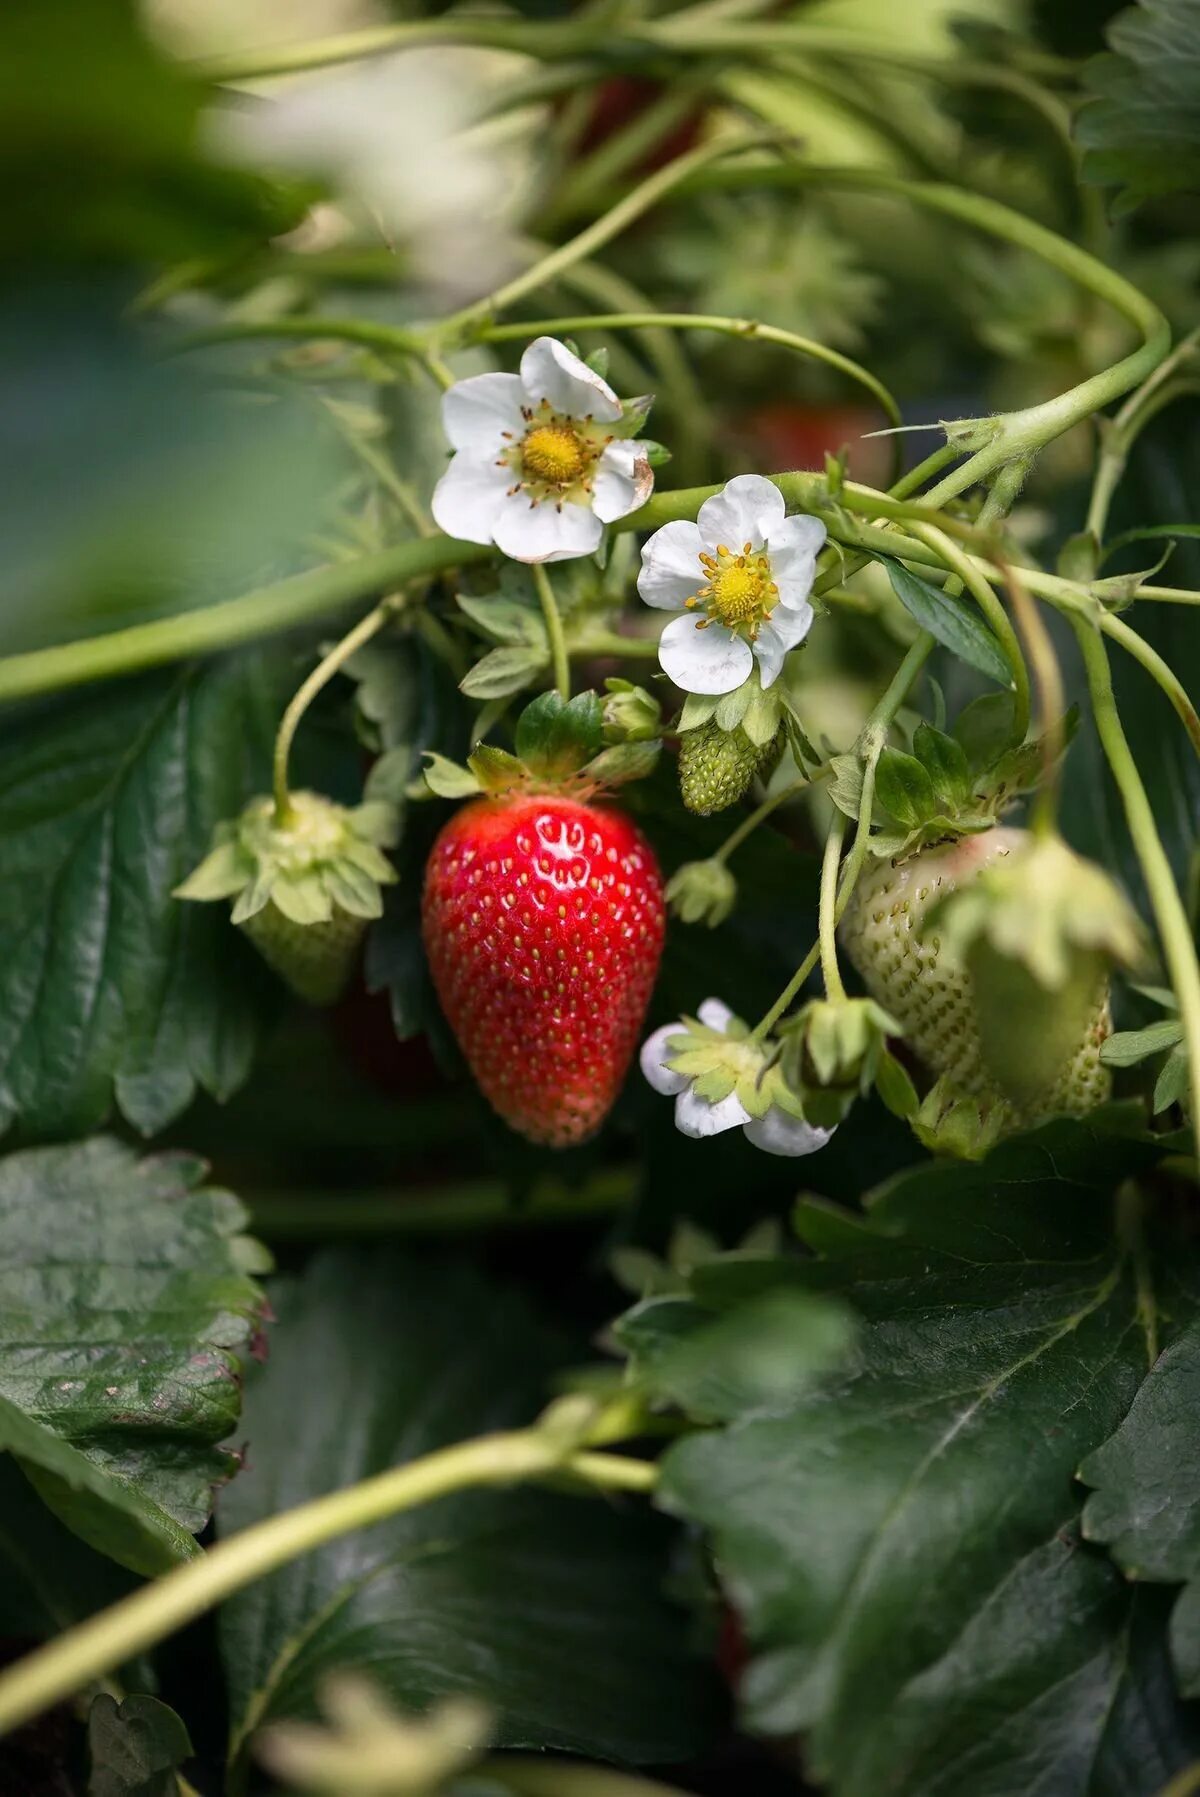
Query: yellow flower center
[[521, 423, 588, 486], [691, 543, 778, 634]]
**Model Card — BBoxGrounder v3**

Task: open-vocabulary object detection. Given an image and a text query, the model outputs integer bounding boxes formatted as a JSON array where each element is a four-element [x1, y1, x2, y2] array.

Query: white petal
[[697, 475, 786, 553], [520, 336, 622, 423], [430, 455, 513, 545], [659, 614, 753, 696], [593, 440, 653, 523], [492, 496, 601, 564], [743, 1108, 836, 1157], [640, 1023, 690, 1096], [637, 520, 706, 611], [753, 603, 813, 688], [766, 511, 827, 566], [697, 997, 734, 1032], [441, 372, 526, 453], [675, 1084, 751, 1139]]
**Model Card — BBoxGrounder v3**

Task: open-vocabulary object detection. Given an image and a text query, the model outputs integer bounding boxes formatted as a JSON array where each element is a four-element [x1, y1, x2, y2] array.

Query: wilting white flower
[[637, 474, 825, 695], [431, 337, 653, 564], [640, 998, 835, 1157], [206, 49, 529, 297]]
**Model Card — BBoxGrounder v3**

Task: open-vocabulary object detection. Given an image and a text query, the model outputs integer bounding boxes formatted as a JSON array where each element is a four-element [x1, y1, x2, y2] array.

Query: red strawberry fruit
[[422, 790, 665, 1147]]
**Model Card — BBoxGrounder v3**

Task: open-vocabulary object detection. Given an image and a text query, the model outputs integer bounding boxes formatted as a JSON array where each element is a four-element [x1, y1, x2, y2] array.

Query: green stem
[[1085, 327, 1200, 545], [714, 769, 827, 864], [438, 130, 772, 341], [271, 596, 401, 825], [0, 1435, 653, 1740], [819, 813, 848, 1001], [1004, 562, 1065, 836], [172, 315, 422, 360], [532, 564, 571, 701], [246, 1166, 638, 1241], [573, 631, 662, 661], [1100, 615, 1200, 758], [751, 632, 934, 1039], [476, 311, 903, 461], [188, 16, 596, 81], [1073, 621, 1200, 1143]]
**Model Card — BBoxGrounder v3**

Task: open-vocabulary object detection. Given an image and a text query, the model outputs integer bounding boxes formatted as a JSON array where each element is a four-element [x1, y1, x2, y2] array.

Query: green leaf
[[657, 1118, 1200, 1793], [1101, 1017, 1186, 1066], [514, 690, 604, 778], [616, 1289, 856, 1423], [0, 656, 291, 1139], [219, 1252, 717, 1775], [1082, 1321, 1200, 1693], [873, 748, 938, 827], [456, 592, 548, 649], [583, 741, 661, 786], [1155, 1041, 1191, 1112], [459, 645, 549, 701], [0, 1137, 268, 1575], [87, 1694, 193, 1797], [1078, 0, 1200, 214], [878, 555, 1012, 687]]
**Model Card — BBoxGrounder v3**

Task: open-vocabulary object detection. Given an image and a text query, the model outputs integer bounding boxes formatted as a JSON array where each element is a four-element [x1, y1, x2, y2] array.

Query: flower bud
[[602, 678, 661, 744], [666, 858, 738, 928]]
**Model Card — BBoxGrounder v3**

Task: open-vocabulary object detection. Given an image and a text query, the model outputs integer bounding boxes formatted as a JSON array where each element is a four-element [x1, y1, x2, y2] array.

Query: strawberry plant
[[3, 1, 1200, 1794]]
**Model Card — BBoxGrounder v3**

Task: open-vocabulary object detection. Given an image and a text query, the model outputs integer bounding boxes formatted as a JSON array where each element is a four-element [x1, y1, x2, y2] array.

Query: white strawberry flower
[[640, 997, 835, 1157], [637, 474, 826, 695], [431, 337, 654, 563]]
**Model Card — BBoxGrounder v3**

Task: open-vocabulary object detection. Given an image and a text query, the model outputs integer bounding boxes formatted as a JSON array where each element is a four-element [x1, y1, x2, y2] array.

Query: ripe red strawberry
[[422, 792, 666, 1147]]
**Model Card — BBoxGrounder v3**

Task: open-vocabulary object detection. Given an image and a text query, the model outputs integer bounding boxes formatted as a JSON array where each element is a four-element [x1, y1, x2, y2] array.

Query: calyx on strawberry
[[175, 790, 398, 1005], [778, 995, 900, 1129], [420, 691, 666, 1148], [837, 695, 1127, 1138]]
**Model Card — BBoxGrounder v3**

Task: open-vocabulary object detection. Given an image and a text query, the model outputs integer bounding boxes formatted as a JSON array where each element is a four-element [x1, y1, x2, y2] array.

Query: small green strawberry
[[678, 720, 783, 816], [175, 790, 398, 1005]]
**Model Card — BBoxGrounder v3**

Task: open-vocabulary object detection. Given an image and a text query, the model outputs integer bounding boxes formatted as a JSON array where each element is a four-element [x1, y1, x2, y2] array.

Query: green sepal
[[420, 752, 482, 799], [677, 692, 720, 733], [582, 740, 660, 786], [602, 678, 661, 744], [515, 690, 604, 777], [641, 440, 672, 469], [874, 748, 938, 828], [778, 996, 901, 1126], [741, 680, 783, 748], [467, 743, 526, 793], [666, 858, 738, 927], [611, 392, 655, 438], [173, 834, 250, 901], [875, 1046, 920, 1120], [911, 1076, 1010, 1161], [912, 721, 971, 807]]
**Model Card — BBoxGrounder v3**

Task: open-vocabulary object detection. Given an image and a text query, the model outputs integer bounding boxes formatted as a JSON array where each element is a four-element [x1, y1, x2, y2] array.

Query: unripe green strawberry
[[678, 722, 782, 816], [840, 826, 1114, 1124], [240, 904, 368, 1007]]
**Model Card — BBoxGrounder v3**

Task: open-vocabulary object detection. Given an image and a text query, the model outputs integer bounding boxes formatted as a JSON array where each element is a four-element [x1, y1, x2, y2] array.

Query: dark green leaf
[[0, 1137, 268, 1575], [873, 748, 937, 827], [1078, 0, 1200, 213], [1155, 1042, 1191, 1112], [1101, 1018, 1186, 1066], [455, 593, 548, 650], [616, 1288, 855, 1423], [1082, 1321, 1200, 1693], [0, 655, 294, 1139], [87, 1694, 192, 1797], [878, 555, 1012, 687], [219, 1252, 716, 1775], [657, 1119, 1200, 1794]]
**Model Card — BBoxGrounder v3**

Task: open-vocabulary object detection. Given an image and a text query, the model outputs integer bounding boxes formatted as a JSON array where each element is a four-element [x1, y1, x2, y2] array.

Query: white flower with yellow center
[[431, 337, 654, 563], [637, 474, 826, 695]]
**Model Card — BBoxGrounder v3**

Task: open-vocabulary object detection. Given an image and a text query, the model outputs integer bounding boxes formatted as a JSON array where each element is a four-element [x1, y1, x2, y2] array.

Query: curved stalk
[[0, 1434, 654, 1740], [819, 813, 848, 1001], [1073, 621, 1200, 1142], [476, 311, 903, 465], [272, 595, 401, 826]]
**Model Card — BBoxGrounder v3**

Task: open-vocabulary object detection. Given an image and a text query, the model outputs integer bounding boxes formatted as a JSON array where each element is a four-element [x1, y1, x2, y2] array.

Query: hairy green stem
[[1073, 622, 1200, 1141], [819, 813, 848, 1001], [714, 768, 829, 864], [272, 595, 401, 825], [1085, 326, 1200, 545], [0, 1433, 653, 1740], [532, 563, 571, 700]]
